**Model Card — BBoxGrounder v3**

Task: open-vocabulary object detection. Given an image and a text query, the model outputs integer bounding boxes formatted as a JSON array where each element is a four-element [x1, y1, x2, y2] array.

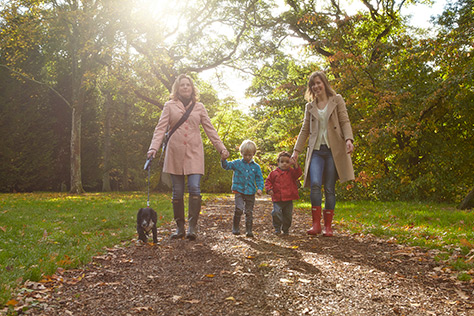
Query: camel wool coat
[[294, 94, 355, 187], [149, 100, 226, 175]]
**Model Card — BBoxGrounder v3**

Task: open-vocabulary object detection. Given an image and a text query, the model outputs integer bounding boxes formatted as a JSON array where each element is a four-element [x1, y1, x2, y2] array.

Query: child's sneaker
[[246, 232, 254, 237], [274, 230, 281, 235]]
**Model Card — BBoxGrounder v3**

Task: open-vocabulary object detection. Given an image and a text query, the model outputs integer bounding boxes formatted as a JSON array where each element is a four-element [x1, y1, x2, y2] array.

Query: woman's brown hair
[[304, 71, 336, 102]]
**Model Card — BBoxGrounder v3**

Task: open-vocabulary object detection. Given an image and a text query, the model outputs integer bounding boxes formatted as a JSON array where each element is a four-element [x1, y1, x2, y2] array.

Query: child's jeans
[[272, 201, 293, 234], [234, 193, 255, 232]]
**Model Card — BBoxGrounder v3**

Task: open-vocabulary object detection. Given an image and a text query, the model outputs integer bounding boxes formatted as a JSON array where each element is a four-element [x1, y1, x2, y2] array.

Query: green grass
[[0, 192, 173, 306], [295, 200, 474, 280]]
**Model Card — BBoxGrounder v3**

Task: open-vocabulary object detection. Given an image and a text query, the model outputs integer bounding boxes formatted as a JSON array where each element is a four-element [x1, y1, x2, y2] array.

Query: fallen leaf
[[93, 255, 110, 260], [184, 299, 200, 304], [205, 274, 215, 278], [133, 306, 153, 312], [225, 296, 236, 301], [172, 295, 182, 303], [6, 299, 18, 306], [0, 226, 6, 232], [291, 245, 299, 249], [454, 288, 469, 300], [279, 278, 293, 284], [298, 278, 311, 283], [460, 238, 474, 249]]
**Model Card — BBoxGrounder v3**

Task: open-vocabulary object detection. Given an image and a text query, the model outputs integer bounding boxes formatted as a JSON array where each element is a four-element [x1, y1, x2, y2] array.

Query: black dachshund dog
[[137, 207, 158, 243]]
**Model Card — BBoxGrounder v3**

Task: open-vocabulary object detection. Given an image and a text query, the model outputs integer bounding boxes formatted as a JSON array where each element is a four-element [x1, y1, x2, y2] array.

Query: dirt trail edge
[[20, 196, 474, 315]]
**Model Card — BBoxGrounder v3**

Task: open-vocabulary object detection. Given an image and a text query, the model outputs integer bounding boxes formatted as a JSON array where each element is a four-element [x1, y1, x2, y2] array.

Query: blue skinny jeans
[[170, 174, 202, 199], [309, 145, 337, 210]]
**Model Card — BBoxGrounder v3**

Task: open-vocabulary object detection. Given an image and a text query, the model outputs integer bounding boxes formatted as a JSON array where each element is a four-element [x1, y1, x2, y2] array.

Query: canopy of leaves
[[1, 0, 472, 203]]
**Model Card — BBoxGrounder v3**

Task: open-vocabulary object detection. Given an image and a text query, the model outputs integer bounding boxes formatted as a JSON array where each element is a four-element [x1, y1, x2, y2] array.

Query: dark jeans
[[234, 192, 255, 221], [272, 201, 293, 233], [171, 174, 202, 199], [309, 145, 337, 210]]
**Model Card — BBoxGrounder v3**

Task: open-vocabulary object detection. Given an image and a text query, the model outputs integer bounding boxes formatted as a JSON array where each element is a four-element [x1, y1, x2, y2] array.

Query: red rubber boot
[[323, 209, 334, 237], [307, 206, 322, 235]]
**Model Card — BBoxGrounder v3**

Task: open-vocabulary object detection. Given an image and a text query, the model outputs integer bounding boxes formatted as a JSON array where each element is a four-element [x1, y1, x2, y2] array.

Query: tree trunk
[[70, 105, 85, 194], [69, 19, 85, 194], [121, 100, 130, 191], [102, 91, 112, 192], [459, 187, 474, 210]]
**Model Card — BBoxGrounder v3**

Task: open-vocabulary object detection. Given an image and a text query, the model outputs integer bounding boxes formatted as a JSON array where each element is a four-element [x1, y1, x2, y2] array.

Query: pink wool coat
[[294, 94, 355, 187], [149, 100, 226, 175]]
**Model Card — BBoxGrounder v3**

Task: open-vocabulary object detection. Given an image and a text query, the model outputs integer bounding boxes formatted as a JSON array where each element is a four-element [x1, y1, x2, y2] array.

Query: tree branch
[[0, 64, 72, 109]]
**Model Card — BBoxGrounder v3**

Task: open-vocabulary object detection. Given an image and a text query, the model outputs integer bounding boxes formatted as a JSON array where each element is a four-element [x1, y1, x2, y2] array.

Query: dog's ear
[[150, 208, 157, 222], [137, 208, 143, 223]]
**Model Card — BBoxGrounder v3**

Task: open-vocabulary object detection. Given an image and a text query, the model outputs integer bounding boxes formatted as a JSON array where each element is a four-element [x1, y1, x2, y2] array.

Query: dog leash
[[147, 163, 151, 207], [144, 147, 167, 207]]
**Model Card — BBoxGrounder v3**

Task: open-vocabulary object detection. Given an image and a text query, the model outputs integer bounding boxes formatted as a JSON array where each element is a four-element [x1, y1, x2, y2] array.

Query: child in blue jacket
[[222, 140, 264, 237]]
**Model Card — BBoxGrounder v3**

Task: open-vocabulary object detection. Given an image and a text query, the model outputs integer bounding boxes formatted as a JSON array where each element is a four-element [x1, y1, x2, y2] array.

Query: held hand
[[267, 190, 274, 196], [147, 149, 157, 159], [290, 152, 298, 164], [346, 140, 354, 154], [220, 149, 230, 160], [290, 159, 298, 168], [257, 189, 262, 196]]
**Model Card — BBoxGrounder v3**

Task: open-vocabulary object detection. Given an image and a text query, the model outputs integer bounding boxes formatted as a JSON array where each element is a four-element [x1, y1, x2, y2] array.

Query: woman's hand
[[291, 151, 299, 164], [147, 149, 157, 159], [346, 140, 354, 154], [220, 149, 230, 160], [257, 189, 263, 196]]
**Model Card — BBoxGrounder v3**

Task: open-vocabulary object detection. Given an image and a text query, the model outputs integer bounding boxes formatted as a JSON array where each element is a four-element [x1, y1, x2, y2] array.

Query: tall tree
[[1, 0, 132, 193]]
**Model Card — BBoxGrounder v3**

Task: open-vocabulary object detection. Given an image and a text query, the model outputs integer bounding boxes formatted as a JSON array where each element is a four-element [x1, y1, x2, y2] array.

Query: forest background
[[0, 0, 473, 205]]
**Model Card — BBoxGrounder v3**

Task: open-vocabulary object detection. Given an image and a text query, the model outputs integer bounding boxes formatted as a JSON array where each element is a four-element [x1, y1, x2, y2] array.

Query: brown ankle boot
[[323, 209, 334, 237], [307, 206, 322, 235]]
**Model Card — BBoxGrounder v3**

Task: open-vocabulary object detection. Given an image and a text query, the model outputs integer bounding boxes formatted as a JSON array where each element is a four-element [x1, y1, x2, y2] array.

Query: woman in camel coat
[[147, 74, 229, 240], [291, 71, 354, 237]]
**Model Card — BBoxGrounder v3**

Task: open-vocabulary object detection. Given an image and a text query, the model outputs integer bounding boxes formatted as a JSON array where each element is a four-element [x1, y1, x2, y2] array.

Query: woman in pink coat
[[291, 71, 355, 237], [147, 74, 229, 240]]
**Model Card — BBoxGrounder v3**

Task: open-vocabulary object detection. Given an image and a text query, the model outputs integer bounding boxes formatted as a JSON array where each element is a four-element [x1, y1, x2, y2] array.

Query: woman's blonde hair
[[304, 71, 336, 102], [239, 139, 257, 155], [170, 74, 199, 103]]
